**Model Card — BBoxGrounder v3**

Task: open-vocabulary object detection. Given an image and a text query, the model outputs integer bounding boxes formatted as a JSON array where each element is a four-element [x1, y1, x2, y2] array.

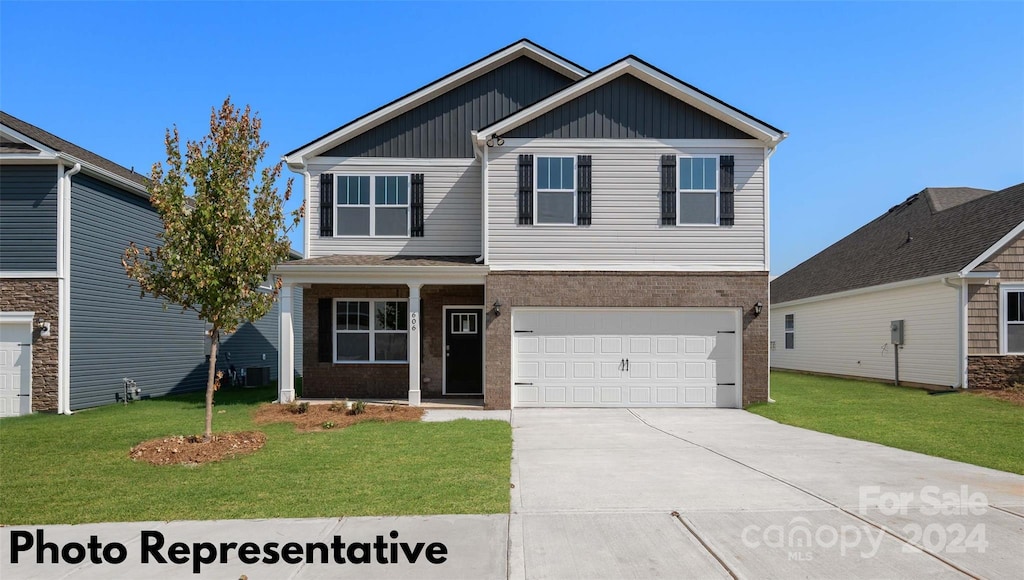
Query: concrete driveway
[[509, 408, 1024, 579]]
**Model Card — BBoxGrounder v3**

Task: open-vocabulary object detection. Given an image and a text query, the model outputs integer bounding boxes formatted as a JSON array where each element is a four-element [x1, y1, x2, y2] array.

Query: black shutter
[[319, 173, 334, 237], [410, 173, 425, 237], [719, 156, 735, 226], [660, 155, 676, 225], [318, 298, 333, 363], [517, 154, 534, 225], [576, 155, 592, 225]]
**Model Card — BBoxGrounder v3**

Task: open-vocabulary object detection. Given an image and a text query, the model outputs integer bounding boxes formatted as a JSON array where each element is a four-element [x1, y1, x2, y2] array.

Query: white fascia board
[[272, 267, 488, 286], [771, 273, 957, 308], [283, 42, 588, 166], [963, 271, 1000, 280], [493, 138, 765, 149], [478, 59, 785, 145], [488, 263, 766, 272], [0, 154, 60, 163], [0, 271, 59, 278], [55, 153, 149, 198], [0, 125, 59, 156], [959, 220, 1024, 276]]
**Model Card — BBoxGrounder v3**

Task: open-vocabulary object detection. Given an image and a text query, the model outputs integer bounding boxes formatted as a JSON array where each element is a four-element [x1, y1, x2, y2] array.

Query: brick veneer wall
[[301, 283, 484, 399], [0, 278, 59, 411], [968, 355, 1024, 390], [484, 271, 769, 409]]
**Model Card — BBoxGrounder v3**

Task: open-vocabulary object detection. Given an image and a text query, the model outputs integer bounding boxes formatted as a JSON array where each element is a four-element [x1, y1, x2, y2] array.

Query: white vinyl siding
[[769, 280, 960, 387], [308, 159, 481, 256], [488, 141, 766, 270]]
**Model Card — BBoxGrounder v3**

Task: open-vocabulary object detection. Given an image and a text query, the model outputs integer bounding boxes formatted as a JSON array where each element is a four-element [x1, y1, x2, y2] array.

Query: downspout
[[764, 145, 778, 403], [942, 275, 967, 388], [59, 161, 82, 414], [470, 131, 487, 264]]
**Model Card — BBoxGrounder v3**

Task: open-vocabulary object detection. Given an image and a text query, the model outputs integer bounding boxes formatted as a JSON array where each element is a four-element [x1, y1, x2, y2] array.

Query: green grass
[[750, 371, 1024, 474], [0, 387, 511, 525]]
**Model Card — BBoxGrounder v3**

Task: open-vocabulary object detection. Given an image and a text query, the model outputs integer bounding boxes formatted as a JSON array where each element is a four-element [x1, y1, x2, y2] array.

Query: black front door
[[445, 308, 484, 395]]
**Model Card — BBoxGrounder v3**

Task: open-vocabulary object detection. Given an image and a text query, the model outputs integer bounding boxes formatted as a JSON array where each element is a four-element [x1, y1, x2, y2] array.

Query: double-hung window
[[678, 156, 719, 225], [335, 299, 408, 362], [335, 175, 409, 236], [535, 156, 575, 225], [784, 314, 795, 349], [1002, 285, 1024, 354]]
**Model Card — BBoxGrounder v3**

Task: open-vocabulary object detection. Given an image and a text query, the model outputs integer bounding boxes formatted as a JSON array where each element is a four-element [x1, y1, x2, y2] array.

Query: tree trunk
[[205, 328, 219, 441]]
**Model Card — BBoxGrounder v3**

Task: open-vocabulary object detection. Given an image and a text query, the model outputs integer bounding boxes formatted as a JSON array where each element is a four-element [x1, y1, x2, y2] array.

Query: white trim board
[[0, 271, 59, 279], [960, 220, 1024, 276], [771, 273, 958, 309], [442, 305, 486, 396]]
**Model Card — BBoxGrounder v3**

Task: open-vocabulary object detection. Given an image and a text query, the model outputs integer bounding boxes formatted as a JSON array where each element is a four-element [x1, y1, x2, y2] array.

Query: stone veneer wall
[[301, 284, 484, 400], [968, 355, 1024, 390], [0, 278, 59, 411], [484, 271, 769, 409]]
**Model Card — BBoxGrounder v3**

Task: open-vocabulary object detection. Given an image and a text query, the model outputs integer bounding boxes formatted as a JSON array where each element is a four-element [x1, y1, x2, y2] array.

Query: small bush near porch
[[751, 371, 1024, 475], [0, 386, 511, 525]]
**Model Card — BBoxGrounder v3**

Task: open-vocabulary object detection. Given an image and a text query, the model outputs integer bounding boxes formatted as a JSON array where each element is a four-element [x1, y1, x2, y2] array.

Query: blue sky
[[2, 1, 1021, 274]]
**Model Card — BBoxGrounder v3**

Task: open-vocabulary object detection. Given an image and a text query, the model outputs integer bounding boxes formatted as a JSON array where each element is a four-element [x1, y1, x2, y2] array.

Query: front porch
[[273, 255, 489, 407]]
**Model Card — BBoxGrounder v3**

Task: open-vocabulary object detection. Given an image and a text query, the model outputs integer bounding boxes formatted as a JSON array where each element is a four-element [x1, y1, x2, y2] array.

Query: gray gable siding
[[0, 164, 58, 271], [69, 173, 207, 409], [504, 74, 757, 140], [323, 57, 575, 158]]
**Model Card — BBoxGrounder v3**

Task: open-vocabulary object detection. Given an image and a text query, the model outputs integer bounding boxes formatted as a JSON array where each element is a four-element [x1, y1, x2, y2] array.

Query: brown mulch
[[130, 431, 267, 466], [967, 388, 1024, 406], [253, 402, 423, 432]]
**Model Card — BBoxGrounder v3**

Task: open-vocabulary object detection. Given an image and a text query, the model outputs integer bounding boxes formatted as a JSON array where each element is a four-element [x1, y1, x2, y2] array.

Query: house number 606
[[410, 312, 418, 331]]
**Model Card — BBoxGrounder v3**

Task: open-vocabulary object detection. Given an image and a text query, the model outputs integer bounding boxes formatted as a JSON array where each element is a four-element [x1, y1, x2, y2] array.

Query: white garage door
[[0, 319, 33, 418], [513, 309, 740, 408]]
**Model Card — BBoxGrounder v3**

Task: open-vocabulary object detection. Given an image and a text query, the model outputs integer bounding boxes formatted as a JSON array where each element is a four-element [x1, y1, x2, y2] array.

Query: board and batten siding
[[69, 173, 207, 409], [307, 159, 481, 257], [769, 280, 959, 387], [0, 164, 58, 271], [487, 142, 765, 270], [220, 287, 304, 380]]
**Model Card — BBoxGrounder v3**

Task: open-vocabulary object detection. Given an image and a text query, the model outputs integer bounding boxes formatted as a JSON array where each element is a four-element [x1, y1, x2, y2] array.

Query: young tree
[[123, 98, 302, 440]]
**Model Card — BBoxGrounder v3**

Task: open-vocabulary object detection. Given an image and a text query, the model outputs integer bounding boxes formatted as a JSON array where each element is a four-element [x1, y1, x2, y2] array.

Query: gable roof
[[283, 39, 589, 165], [771, 183, 1024, 304], [1, 111, 149, 194], [477, 55, 786, 144]]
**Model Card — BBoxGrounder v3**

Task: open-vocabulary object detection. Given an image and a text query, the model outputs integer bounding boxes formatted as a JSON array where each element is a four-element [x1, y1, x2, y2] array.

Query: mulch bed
[[253, 402, 423, 432], [968, 388, 1024, 406], [130, 431, 267, 466]]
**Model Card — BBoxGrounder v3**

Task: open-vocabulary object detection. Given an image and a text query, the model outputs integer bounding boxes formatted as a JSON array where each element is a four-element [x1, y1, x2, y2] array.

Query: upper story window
[[678, 156, 719, 225], [335, 175, 409, 237], [535, 157, 575, 225], [1003, 285, 1024, 354], [784, 314, 795, 349]]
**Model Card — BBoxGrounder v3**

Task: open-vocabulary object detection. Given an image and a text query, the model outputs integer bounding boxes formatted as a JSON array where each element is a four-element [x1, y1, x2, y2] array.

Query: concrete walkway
[[509, 408, 1024, 579], [3, 409, 1022, 579]]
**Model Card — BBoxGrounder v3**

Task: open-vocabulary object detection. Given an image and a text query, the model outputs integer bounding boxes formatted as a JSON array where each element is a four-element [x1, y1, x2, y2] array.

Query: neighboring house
[[0, 112, 302, 417], [770, 184, 1024, 389], [274, 39, 786, 409]]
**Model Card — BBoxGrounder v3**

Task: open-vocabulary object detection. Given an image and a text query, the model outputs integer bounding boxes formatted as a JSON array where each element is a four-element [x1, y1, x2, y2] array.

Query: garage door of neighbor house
[[512, 309, 740, 408], [0, 319, 33, 417]]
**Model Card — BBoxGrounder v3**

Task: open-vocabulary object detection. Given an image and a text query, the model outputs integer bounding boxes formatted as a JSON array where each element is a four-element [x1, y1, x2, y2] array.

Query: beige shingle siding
[[486, 143, 766, 270], [967, 234, 1024, 354]]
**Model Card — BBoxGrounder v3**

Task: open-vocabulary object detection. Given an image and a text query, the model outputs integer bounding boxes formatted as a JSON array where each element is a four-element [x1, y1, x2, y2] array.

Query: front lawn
[[0, 387, 511, 525], [751, 371, 1024, 474]]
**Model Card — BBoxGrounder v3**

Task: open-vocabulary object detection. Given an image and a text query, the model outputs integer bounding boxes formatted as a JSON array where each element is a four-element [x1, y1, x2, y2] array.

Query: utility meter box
[[890, 320, 905, 345]]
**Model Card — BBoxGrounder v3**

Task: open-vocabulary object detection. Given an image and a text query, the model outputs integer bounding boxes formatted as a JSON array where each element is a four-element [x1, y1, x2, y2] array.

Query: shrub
[[287, 401, 309, 415], [322, 421, 336, 430], [349, 401, 366, 415], [328, 400, 348, 413]]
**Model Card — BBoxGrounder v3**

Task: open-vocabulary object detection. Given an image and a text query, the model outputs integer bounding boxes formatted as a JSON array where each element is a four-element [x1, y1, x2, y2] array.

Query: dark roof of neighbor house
[[771, 183, 1024, 304], [0, 111, 149, 188], [279, 255, 483, 268]]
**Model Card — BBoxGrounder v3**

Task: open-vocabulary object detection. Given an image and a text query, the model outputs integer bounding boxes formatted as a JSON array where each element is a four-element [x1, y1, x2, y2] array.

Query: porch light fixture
[[492, 300, 502, 317], [754, 302, 763, 316]]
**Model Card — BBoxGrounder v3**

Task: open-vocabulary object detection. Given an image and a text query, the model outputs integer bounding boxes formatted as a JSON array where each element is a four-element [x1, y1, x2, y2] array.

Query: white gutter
[[764, 144, 779, 403], [942, 275, 969, 389], [58, 162, 82, 414], [56, 153, 148, 198]]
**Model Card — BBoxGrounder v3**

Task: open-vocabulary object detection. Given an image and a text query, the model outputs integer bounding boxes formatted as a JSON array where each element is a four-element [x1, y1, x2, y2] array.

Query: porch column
[[408, 283, 422, 406], [278, 283, 295, 403]]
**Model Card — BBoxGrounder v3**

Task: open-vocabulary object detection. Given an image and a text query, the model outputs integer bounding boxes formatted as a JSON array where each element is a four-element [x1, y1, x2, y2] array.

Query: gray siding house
[[0, 112, 301, 417], [274, 40, 786, 410]]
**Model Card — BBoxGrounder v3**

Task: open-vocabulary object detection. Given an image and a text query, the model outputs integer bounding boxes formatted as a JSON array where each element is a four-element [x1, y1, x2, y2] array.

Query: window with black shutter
[[719, 155, 735, 226], [319, 173, 334, 237], [410, 173, 425, 237], [517, 154, 534, 225], [576, 155, 592, 226], [660, 155, 676, 225]]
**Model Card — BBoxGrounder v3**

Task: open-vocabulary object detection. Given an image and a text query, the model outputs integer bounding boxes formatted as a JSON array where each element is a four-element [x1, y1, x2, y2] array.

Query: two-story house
[[0, 112, 302, 417], [274, 40, 785, 409]]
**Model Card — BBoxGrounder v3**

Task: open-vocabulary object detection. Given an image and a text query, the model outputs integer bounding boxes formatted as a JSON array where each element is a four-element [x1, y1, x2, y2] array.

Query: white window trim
[[333, 298, 409, 364], [534, 155, 577, 226], [450, 312, 479, 335], [677, 154, 720, 227], [784, 314, 794, 350], [334, 174, 411, 239], [1000, 283, 1024, 355]]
